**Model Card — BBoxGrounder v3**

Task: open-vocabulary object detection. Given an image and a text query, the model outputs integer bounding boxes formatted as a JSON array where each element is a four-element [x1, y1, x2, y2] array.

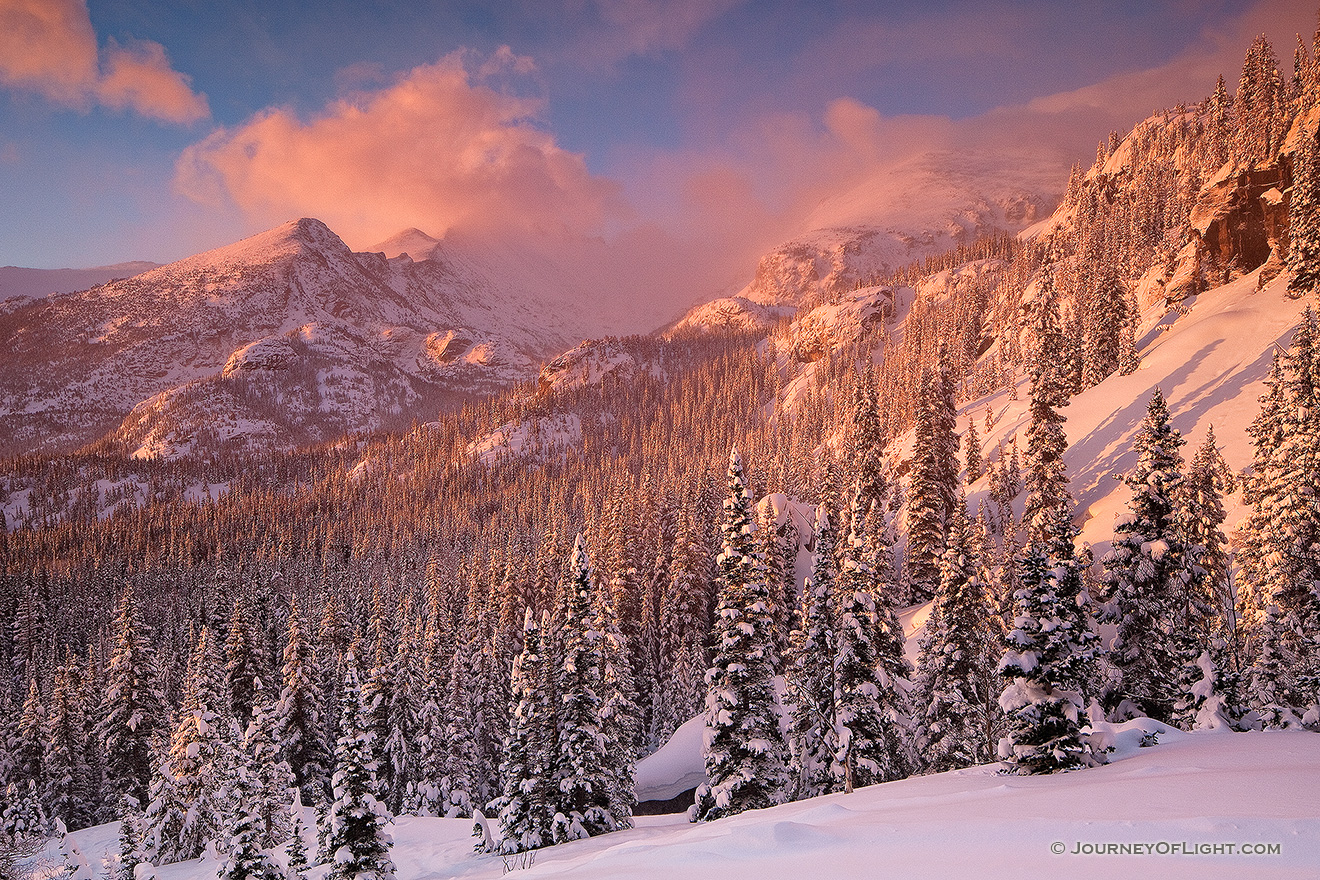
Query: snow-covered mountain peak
[[370, 227, 445, 262]]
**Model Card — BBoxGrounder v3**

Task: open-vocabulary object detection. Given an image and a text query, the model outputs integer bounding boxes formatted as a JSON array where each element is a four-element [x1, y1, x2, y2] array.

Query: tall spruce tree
[[906, 345, 959, 601], [1288, 128, 1320, 297], [692, 450, 790, 822], [1101, 389, 1196, 723], [784, 505, 837, 800], [323, 653, 395, 880], [486, 609, 553, 854], [276, 596, 329, 808], [998, 505, 1099, 774], [834, 494, 912, 788], [916, 499, 999, 772], [96, 585, 165, 813], [552, 534, 621, 842]]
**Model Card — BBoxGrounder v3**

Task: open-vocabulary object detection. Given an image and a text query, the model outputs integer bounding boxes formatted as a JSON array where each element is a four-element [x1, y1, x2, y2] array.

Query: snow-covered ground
[[51, 727, 1318, 880]]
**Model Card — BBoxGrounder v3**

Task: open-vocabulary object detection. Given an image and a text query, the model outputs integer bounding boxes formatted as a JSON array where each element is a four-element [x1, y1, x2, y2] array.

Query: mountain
[[0, 261, 159, 302], [0, 218, 586, 457], [672, 149, 1059, 334]]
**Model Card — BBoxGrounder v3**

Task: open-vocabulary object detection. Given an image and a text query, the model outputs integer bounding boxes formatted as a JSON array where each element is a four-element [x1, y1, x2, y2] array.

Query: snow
[[635, 714, 708, 802], [49, 729, 1319, 880], [465, 414, 583, 466]]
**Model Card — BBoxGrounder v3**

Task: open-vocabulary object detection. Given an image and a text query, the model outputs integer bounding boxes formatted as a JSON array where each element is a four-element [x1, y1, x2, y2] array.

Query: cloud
[[0, 0, 207, 123], [174, 51, 621, 245]]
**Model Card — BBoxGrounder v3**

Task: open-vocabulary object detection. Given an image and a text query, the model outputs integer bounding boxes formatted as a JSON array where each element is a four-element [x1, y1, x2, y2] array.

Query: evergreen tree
[[784, 505, 837, 800], [834, 495, 911, 788], [594, 574, 639, 830], [1023, 251, 1073, 543], [963, 419, 983, 484], [1100, 389, 1196, 723], [486, 609, 553, 854], [284, 816, 309, 880], [43, 653, 93, 830], [998, 506, 1099, 774], [96, 585, 166, 813], [112, 804, 142, 880], [276, 596, 329, 809], [242, 688, 294, 848], [144, 626, 236, 864], [552, 535, 621, 842], [225, 596, 268, 732], [323, 654, 395, 880], [692, 450, 790, 821], [916, 500, 999, 772], [1288, 129, 1320, 297], [218, 762, 282, 880], [13, 678, 44, 793], [905, 345, 959, 601]]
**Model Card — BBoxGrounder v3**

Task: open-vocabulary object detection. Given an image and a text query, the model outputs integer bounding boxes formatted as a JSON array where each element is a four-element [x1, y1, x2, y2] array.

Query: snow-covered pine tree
[[13, 678, 44, 796], [594, 569, 639, 829], [225, 596, 269, 732], [784, 504, 837, 801], [276, 596, 329, 809], [43, 652, 93, 830], [96, 584, 166, 814], [551, 534, 620, 843], [1288, 126, 1320, 297], [834, 493, 912, 788], [998, 505, 1099, 774], [112, 802, 141, 880], [1180, 427, 1236, 633], [144, 625, 236, 864], [323, 653, 395, 880], [905, 346, 959, 602], [916, 498, 999, 773], [361, 587, 396, 807], [284, 816, 309, 880], [1243, 309, 1320, 724], [486, 609, 553, 855], [963, 418, 983, 484], [691, 450, 790, 822], [242, 686, 294, 848], [1023, 249, 1073, 544], [217, 761, 282, 880], [1100, 388, 1196, 723], [1, 780, 48, 877]]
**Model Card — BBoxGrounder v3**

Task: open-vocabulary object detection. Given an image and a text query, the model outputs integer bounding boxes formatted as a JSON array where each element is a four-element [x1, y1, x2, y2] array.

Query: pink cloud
[[174, 52, 621, 246], [0, 0, 207, 123]]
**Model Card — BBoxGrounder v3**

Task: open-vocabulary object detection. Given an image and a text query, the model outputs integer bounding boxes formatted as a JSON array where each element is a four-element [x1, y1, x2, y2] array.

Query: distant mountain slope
[[0, 261, 159, 301], [0, 219, 583, 457]]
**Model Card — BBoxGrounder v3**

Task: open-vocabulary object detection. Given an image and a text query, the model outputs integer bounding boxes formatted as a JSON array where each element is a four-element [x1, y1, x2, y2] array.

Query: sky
[[0, 0, 1315, 309]]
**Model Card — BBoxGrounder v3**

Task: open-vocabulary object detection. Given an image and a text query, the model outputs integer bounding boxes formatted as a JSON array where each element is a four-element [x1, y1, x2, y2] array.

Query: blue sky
[[0, 0, 1311, 271]]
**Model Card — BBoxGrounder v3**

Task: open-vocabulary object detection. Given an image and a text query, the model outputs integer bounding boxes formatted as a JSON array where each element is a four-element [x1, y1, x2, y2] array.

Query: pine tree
[[226, 596, 268, 732], [276, 596, 329, 809], [242, 688, 294, 848], [96, 585, 165, 813], [963, 419, 983, 484], [43, 653, 93, 830], [323, 654, 395, 880], [834, 495, 911, 788], [1242, 309, 1320, 723], [916, 500, 999, 772], [595, 580, 639, 829], [784, 505, 837, 800], [692, 450, 790, 822], [1023, 250, 1073, 543], [13, 678, 44, 793], [998, 506, 1099, 774], [284, 816, 309, 880], [1288, 128, 1320, 297], [144, 626, 236, 864], [112, 804, 142, 880], [486, 609, 553, 854], [906, 346, 959, 601], [218, 763, 282, 880], [1101, 389, 1196, 723], [551, 534, 621, 842]]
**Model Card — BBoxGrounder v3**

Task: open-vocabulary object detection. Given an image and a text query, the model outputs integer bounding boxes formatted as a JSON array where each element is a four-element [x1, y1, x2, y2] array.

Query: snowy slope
[[961, 269, 1309, 555], [52, 729, 1320, 880]]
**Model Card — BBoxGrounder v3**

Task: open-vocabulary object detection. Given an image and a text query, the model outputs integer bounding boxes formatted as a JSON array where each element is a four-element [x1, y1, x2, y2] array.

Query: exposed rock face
[[1191, 162, 1291, 278]]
